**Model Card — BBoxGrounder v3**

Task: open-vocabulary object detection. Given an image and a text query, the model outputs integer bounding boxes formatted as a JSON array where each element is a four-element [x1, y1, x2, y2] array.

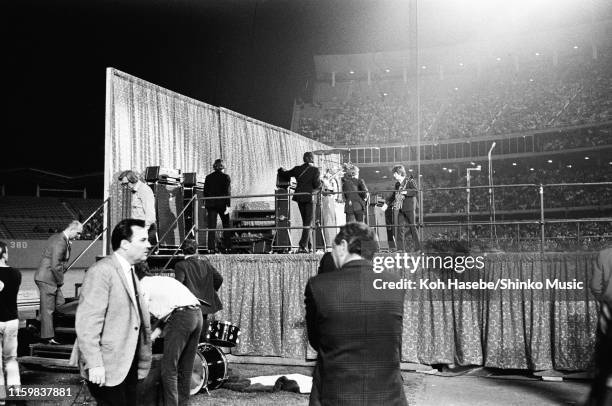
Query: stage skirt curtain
[[399, 252, 598, 370], [208, 254, 319, 358], [205, 252, 598, 371], [106, 69, 221, 230]]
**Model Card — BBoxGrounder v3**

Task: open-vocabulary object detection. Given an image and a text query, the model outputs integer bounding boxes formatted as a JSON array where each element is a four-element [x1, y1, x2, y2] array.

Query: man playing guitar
[[381, 165, 421, 252]]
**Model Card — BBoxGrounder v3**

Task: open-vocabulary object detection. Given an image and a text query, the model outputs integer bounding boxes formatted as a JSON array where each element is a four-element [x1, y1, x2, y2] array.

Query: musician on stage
[[381, 165, 421, 252], [342, 165, 368, 223], [203, 159, 232, 253], [278, 152, 321, 253]]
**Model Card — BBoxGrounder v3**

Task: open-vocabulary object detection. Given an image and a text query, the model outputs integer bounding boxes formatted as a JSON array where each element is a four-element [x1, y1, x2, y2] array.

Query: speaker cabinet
[[183, 186, 207, 250], [145, 166, 161, 183], [272, 188, 292, 251], [183, 172, 197, 188]]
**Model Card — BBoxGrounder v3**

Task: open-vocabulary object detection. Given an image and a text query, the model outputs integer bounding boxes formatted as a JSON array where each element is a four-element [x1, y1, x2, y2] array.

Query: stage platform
[[148, 251, 598, 373]]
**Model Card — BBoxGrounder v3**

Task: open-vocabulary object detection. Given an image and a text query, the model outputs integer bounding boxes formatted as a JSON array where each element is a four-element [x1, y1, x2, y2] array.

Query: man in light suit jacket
[[34, 220, 82, 344], [305, 223, 407, 406], [74, 219, 152, 406]]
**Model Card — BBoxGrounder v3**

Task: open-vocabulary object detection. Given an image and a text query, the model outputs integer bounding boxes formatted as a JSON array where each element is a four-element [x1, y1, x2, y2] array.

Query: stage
[[158, 251, 599, 372]]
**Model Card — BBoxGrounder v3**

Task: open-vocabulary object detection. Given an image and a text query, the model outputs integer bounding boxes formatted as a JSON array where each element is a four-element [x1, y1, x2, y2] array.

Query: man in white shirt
[[138, 274, 203, 406]]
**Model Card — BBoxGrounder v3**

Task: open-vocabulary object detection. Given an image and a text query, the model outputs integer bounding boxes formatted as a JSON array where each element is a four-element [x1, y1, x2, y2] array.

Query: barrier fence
[[89, 181, 612, 254]]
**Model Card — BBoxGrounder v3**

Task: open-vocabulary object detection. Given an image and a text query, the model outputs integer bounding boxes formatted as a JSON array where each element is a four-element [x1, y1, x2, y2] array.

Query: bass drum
[[190, 350, 208, 395], [199, 343, 229, 390]]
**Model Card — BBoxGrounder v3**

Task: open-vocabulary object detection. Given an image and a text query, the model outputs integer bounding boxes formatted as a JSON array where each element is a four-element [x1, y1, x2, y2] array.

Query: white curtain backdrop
[[105, 69, 221, 247], [218, 108, 339, 207], [105, 69, 339, 251]]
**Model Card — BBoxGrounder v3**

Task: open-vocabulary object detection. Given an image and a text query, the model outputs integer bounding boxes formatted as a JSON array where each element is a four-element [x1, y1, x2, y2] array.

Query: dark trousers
[[297, 201, 314, 250], [87, 347, 139, 406], [385, 208, 396, 250], [206, 208, 231, 252], [162, 307, 203, 406], [396, 208, 420, 251], [148, 223, 159, 248], [587, 322, 612, 406], [345, 211, 364, 223]]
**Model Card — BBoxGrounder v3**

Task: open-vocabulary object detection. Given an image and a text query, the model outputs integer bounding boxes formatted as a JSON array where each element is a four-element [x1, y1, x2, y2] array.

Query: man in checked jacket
[[305, 223, 407, 405]]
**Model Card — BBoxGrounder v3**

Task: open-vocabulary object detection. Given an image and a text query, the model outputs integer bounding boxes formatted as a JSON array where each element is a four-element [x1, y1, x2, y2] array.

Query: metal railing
[[119, 181, 612, 258]]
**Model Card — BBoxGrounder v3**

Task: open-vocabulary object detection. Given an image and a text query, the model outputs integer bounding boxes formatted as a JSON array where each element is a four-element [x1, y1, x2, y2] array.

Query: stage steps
[[17, 356, 77, 371], [29, 343, 74, 359]]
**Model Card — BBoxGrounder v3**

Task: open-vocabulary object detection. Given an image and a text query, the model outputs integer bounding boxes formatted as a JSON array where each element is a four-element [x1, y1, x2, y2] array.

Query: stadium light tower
[[466, 165, 482, 244]]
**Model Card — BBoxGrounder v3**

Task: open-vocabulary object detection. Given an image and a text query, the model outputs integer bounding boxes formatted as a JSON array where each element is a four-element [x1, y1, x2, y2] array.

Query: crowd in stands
[[297, 51, 612, 145], [425, 221, 612, 252], [417, 163, 612, 214], [0, 197, 103, 240]]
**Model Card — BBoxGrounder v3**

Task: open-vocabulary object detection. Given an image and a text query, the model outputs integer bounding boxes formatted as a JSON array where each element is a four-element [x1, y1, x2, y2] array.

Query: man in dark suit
[[34, 220, 83, 344], [382, 165, 421, 252], [305, 223, 407, 405], [73, 219, 152, 406], [174, 239, 223, 339], [587, 247, 612, 405], [342, 165, 369, 223], [203, 159, 232, 253], [279, 152, 321, 253]]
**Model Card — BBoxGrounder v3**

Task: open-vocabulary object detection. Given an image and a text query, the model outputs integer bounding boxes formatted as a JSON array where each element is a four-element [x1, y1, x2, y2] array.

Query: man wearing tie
[[34, 220, 82, 345], [74, 219, 152, 406]]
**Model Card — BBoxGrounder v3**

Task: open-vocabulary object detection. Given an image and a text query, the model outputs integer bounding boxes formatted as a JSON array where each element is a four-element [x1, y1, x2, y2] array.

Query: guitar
[[393, 175, 416, 211]]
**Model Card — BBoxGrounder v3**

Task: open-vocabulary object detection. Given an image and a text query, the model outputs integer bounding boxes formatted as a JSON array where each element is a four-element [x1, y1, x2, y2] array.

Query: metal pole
[[467, 172, 471, 245], [539, 184, 545, 254], [487, 142, 496, 242]]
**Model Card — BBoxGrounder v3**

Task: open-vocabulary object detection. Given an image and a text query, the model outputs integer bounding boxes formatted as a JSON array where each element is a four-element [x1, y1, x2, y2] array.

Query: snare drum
[[198, 343, 229, 390], [206, 320, 241, 347], [190, 350, 208, 395]]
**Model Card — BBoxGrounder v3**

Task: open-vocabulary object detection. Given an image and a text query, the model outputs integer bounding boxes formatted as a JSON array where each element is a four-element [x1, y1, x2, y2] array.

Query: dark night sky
[[4, 0, 411, 175]]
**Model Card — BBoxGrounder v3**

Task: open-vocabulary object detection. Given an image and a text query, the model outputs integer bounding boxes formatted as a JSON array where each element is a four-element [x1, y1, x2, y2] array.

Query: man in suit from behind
[[34, 220, 82, 345], [174, 238, 223, 340], [278, 151, 322, 253], [74, 219, 152, 406], [587, 247, 612, 405], [203, 159, 232, 253], [305, 223, 407, 406]]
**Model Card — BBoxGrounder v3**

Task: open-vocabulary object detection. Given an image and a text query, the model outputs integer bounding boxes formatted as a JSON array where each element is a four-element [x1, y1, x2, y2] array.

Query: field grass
[[19, 360, 422, 405]]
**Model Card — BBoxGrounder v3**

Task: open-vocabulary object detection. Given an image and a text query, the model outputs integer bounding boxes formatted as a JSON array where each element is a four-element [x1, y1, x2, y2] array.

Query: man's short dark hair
[[213, 159, 225, 171], [391, 165, 406, 177], [111, 219, 146, 251], [182, 239, 198, 255], [118, 170, 139, 184], [303, 152, 314, 163], [333, 223, 377, 260], [0, 241, 6, 258]]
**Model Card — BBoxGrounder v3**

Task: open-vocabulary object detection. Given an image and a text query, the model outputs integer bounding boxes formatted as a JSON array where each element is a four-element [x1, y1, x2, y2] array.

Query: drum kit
[[190, 320, 241, 395]]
